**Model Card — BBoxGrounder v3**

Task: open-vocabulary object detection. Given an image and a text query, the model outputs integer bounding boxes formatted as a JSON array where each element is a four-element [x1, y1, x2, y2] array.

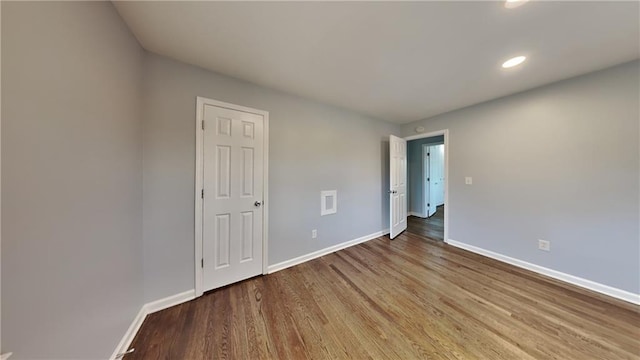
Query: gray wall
[[4, 2, 635, 357], [2, 2, 144, 358], [142, 54, 399, 302], [1, 1, 3, 353], [402, 61, 640, 294], [407, 136, 444, 215]]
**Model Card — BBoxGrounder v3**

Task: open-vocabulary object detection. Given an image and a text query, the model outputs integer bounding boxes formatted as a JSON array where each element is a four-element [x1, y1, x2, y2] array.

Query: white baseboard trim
[[268, 229, 390, 274], [144, 289, 196, 315], [1, 353, 13, 360], [111, 229, 388, 359], [447, 239, 640, 306], [408, 211, 427, 218], [110, 289, 196, 360], [109, 307, 147, 360]]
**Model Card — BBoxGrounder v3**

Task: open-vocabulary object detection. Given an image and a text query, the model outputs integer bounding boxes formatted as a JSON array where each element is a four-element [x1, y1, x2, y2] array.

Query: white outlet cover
[[312, 229, 317, 239], [538, 239, 550, 251], [465, 177, 473, 185]]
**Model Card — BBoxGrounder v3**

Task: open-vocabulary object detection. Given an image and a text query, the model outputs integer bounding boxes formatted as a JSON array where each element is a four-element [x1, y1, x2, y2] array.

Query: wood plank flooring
[[125, 232, 640, 359], [407, 205, 444, 241]]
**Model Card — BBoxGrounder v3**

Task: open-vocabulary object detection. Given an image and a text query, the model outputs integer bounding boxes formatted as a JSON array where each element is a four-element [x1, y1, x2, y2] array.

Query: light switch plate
[[465, 177, 473, 185]]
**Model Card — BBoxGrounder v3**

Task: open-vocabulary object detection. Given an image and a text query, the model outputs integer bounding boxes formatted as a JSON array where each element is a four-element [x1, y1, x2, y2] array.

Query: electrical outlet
[[312, 229, 317, 239], [465, 177, 473, 185], [538, 239, 550, 251]]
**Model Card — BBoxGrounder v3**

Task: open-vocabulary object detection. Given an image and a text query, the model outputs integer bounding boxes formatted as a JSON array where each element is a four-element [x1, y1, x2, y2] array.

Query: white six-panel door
[[202, 102, 264, 291], [389, 135, 407, 239]]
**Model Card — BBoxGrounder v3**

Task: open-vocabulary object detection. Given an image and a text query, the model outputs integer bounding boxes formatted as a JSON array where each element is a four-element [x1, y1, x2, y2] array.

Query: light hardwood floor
[[407, 205, 444, 241], [126, 232, 640, 359]]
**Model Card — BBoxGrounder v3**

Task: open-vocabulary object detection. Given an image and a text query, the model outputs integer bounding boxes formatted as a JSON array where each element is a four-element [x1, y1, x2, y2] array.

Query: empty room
[[1, 1, 639, 359]]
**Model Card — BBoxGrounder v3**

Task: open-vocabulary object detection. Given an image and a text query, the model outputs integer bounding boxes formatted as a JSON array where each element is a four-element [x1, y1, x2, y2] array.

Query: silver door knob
[[254, 201, 262, 207]]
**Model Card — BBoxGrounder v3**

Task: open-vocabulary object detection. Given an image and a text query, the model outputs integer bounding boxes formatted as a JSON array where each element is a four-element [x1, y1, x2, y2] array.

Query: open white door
[[389, 135, 407, 239], [433, 144, 445, 207], [427, 144, 445, 217], [424, 146, 436, 217]]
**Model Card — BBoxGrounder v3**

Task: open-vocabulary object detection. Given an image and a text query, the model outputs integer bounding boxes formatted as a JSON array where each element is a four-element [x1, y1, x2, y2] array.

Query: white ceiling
[[113, 1, 639, 124]]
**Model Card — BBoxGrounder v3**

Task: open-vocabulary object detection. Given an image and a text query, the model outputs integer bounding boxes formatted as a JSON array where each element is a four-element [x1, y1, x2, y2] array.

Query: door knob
[[254, 201, 262, 207]]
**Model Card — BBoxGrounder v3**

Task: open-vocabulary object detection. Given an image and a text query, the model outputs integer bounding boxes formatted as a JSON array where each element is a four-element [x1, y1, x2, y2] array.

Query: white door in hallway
[[424, 145, 436, 217], [424, 144, 444, 217], [201, 102, 265, 291], [389, 135, 407, 239], [428, 144, 445, 216]]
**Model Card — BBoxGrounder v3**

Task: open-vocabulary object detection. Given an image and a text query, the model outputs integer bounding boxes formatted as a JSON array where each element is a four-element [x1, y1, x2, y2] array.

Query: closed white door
[[389, 135, 407, 239], [202, 103, 264, 291]]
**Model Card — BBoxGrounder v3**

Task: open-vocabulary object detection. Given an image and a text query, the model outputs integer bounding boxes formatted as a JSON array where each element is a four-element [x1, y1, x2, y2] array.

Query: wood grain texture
[[407, 205, 444, 241], [126, 232, 640, 359]]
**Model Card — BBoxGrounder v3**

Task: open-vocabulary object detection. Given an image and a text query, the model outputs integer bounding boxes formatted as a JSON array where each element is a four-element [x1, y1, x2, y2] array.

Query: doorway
[[194, 97, 269, 297], [423, 143, 444, 218], [405, 131, 447, 241]]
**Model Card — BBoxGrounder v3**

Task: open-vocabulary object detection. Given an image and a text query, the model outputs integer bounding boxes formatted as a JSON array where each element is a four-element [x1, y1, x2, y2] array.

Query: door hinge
[[201, 258, 204, 268], [427, 203, 430, 207], [427, 177, 430, 181], [427, 152, 430, 156], [201, 120, 205, 130], [201, 189, 204, 199]]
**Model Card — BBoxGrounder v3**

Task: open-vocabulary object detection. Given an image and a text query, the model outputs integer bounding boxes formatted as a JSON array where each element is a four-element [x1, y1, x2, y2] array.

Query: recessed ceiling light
[[505, 0, 530, 9], [502, 56, 527, 68]]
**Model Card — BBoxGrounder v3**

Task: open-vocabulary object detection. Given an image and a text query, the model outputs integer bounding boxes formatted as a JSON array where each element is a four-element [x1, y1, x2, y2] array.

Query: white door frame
[[194, 96, 269, 297], [405, 129, 449, 243]]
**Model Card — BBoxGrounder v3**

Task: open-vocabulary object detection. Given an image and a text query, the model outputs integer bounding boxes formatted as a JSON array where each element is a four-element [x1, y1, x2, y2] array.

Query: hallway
[[407, 205, 444, 241]]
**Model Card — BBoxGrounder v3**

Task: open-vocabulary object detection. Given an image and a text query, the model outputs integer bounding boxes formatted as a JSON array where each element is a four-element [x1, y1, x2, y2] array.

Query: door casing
[[194, 96, 269, 297]]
